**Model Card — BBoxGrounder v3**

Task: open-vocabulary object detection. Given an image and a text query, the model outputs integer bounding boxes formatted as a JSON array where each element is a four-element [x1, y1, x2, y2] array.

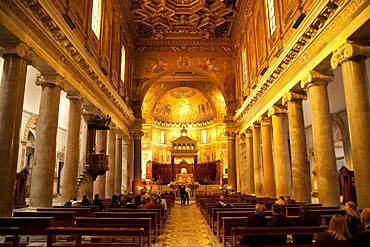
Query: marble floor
[[154, 200, 221, 247]]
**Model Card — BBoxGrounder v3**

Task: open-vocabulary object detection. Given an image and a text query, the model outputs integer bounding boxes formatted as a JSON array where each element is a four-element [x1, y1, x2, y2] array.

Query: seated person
[[284, 195, 296, 204], [265, 204, 293, 246], [241, 203, 267, 247], [214, 195, 234, 208], [275, 195, 286, 205], [315, 214, 349, 247], [124, 197, 138, 208], [80, 194, 91, 206], [92, 193, 104, 211], [350, 207, 370, 246], [108, 194, 120, 208], [293, 205, 320, 244]]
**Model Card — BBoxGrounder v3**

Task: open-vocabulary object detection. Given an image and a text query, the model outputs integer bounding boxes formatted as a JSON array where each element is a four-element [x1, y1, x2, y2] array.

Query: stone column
[[283, 91, 311, 203], [331, 43, 370, 209], [105, 125, 117, 197], [253, 123, 264, 196], [268, 106, 292, 198], [0, 43, 37, 216], [61, 91, 83, 204], [301, 70, 340, 206], [29, 74, 67, 208], [114, 132, 123, 195], [93, 130, 107, 198], [245, 128, 255, 194], [226, 131, 237, 191], [259, 117, 276, 197], [239, 133, 247, 194], [132, 131, 144, 195], [124, 135, 132, 193]]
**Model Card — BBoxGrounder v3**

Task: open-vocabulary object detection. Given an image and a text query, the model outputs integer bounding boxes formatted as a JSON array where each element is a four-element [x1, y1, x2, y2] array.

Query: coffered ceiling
[[119, 0, 243, 42]]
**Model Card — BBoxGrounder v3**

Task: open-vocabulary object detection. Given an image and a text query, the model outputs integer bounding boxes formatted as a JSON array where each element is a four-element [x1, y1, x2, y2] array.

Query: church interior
[[1, 0, 370, 245]]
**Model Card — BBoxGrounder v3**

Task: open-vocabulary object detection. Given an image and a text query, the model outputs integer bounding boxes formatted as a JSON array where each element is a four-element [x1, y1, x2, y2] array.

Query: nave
[[154, 200, 221, 247]]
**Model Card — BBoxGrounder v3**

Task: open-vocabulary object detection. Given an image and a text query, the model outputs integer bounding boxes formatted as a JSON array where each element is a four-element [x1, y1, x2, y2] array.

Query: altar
[[176, 173, 193, 183]]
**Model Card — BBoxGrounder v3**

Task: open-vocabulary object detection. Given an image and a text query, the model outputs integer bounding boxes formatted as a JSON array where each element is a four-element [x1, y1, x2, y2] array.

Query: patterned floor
[[154, 200, 221, 247]]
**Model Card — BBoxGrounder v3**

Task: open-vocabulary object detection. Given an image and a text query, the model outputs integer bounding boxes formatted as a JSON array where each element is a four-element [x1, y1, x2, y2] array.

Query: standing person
[[80, 194, 91, 206], [241, 203, 267, 247], [179, 183, 186, 205], [344, 201, 361, 236], [315, 214, 350, 247], [293, 205, 320, 244], [184, 185, 190, 205], [265, 204, 293, 245], [350, 207, 370, 246]]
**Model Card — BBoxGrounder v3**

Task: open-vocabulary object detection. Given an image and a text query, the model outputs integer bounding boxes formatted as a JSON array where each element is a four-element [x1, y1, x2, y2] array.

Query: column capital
[[239, 133, 246, 143], [300, 69, 333, 89], [82, 105, 100, 116], [35, 74, 68, 92], [225, 131, 237, 140], [131, 131, 144, 140], [258, 116, 271, 126], [66, 91, 84, 101], [245, 128, 253, 138], [282, 91, 307, 105], [268, 105, 287, 118], [331, 43, 370, 69], [0, 42, 38, 67], [109, 123, 117, 131]]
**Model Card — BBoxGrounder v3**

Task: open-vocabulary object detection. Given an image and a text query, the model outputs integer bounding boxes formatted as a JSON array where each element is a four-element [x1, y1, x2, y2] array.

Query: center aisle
[[154, 200, 221, 247]]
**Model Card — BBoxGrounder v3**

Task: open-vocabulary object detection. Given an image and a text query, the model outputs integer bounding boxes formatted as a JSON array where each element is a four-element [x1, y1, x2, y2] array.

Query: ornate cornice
[[234, 0, 347, 124], [0, 42, 38, 67], [35, 74, 68, 91], [331, 42, 370, 69], [1, 0, 135, 131], [282, 91, 307, 105]]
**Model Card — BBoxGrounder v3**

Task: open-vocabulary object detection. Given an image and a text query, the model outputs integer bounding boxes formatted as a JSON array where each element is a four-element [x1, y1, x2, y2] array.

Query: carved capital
[[258, 116, 271, 126], [331, 43, 370, 69], [35, 74, 68, 91], [110, 122, 117, 130], [245, 128, 253, 138], [131, 131, 144, 140], [268, 105, 287, 118], [300, 69, 333, 89], [82, 105, 100, 116], [225, 131, 237, 140], [66, 91, 84, 101], [239, 133, 246, 142], [0, 42, 38, 67], [282, 91, 307, 105]]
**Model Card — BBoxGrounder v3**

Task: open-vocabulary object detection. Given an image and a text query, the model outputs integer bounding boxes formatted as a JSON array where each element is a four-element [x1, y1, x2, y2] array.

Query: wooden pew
[[53, 205, 101, 213], [214, 212, 252, 239], [106, 208, 164, 230], [0, 217, 54, 244], [231, 226, 327, 247], [13, 211, 76, 227], [0, 227, 21, 247], [285, 206, 342, 216], [75, 217, 152, 245], [95, 212, 158, 238], [37, 207, 94, 217], [47, 227, 145, 247]]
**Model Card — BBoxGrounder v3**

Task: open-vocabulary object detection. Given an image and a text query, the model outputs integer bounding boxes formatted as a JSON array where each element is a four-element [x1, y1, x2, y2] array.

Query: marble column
[[114, 133, 123, 195], [245, 128, 255, 194], [239, 133, 247, 194], [283, 91, 311, 203], [253, 123, 264, 196], [132, 131, 144, 195], [331, 43, 370, 209], [0, 43, 36, 216], [93, 130, 107, 198], [226, 131, 237, 191], [105, 125, 117, 197], [61, 91, 83, 204], [125, 135, 133, 193], [301, 70, 340, 206], [268, 106, 292, 198], [259, 117, 276, 197], [29, 74, 67, 208]]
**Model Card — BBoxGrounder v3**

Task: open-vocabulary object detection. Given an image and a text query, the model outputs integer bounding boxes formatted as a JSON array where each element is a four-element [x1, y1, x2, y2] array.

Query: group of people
[[240, 200, 369, 247], [178, 183, 190, 205]]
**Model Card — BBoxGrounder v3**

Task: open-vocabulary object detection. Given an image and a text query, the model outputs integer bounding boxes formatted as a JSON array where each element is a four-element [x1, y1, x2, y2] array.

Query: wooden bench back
[[37, 207, 93, 217], [0, 217, 54, 235], [0, 227, 20, 247], [13, 211, 75, 227]]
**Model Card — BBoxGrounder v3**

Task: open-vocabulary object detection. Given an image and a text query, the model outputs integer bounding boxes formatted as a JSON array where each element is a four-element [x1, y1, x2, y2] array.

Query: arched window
[[266, 0, 276, 36], [91, 0, 102, 38], [202, 130, 207, 143], [120, 45, 126, 82]]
